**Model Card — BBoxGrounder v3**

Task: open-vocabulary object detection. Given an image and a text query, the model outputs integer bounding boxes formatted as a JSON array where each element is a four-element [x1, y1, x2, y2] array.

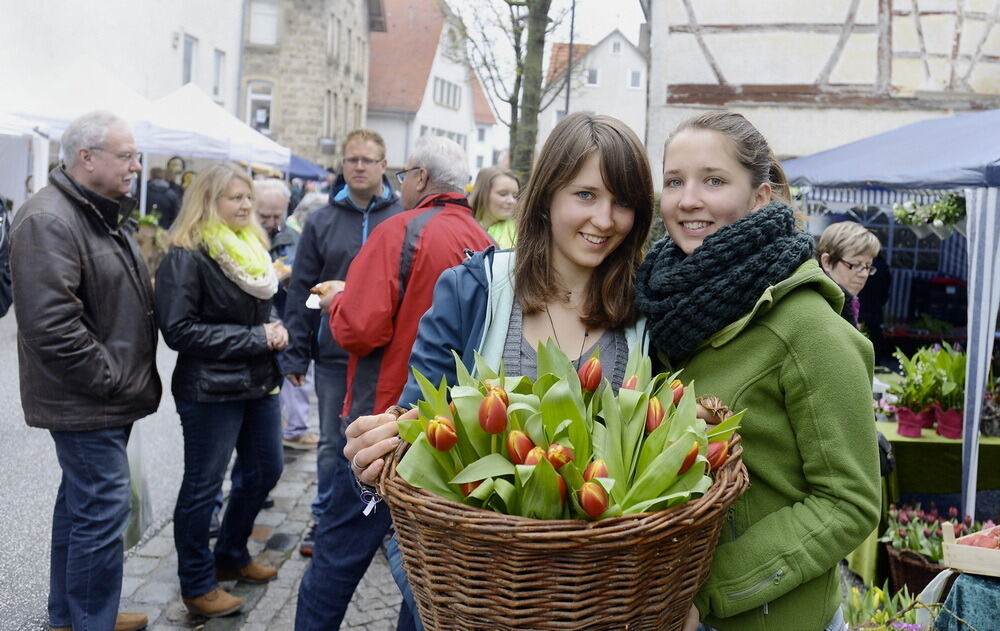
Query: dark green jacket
[[680, 260, 880, 631]]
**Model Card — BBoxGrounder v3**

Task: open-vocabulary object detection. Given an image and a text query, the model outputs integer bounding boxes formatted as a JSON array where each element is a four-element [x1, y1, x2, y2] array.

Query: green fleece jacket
[[677, 260, 880, 631]]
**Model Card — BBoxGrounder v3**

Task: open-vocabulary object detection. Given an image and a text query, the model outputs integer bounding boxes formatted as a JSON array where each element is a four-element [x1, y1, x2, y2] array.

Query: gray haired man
[[10, 110, 160, 631]]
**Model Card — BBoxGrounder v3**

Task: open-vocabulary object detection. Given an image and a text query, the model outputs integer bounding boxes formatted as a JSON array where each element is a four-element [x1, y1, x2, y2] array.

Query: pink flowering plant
[[878, 503, 991, 561]]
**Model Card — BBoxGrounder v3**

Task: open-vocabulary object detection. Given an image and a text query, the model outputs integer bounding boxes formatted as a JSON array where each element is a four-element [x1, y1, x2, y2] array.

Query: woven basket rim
[[378, 433, 748, 536]]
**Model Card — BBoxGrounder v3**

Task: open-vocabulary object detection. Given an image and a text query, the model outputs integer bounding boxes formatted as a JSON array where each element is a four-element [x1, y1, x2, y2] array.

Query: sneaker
[[216, 561, 278, 584], [183, 586, 244, 617], [51, 612, 149, 631], [282, 432, 319, 450], [299, 522, 317, 557]]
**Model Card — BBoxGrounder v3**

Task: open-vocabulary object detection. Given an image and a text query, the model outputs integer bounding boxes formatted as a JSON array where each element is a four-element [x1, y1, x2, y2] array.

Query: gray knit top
[[502, 301, 628, 388]]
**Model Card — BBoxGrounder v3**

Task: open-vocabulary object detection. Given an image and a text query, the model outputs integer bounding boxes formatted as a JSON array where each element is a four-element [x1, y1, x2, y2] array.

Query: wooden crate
[[942, 525, 1000, 577]]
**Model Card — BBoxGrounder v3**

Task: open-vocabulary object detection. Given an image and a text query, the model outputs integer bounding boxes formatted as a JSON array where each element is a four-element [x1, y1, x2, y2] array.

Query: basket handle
[[376, 405, 410, 495]]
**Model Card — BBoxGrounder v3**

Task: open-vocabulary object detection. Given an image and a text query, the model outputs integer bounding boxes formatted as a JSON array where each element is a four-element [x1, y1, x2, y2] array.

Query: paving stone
[[269, 480, 309, 498], [121, 574, 144, 599], [251, 510, 286, 527], [136, 535, 175, 557], [248, 525, 272, 542], [132, 581, 179, 605]]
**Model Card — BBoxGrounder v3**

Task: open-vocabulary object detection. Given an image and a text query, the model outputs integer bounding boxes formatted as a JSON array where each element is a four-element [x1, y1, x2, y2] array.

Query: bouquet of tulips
[[394, 341, 742, 521]]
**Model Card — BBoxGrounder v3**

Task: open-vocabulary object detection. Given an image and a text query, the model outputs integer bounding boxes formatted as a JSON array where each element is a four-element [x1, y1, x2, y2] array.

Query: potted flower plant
[[889, 348, 939, 436], [892, 194, 967, 240], [926, 343, 966, 439]]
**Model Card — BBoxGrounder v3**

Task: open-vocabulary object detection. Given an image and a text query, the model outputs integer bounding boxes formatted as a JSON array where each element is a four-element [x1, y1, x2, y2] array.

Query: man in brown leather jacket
[[10, 110, 161, 631]]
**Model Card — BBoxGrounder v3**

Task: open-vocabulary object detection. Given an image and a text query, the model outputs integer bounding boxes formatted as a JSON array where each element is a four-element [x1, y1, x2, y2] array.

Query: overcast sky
[[549, 0, 645, 47]]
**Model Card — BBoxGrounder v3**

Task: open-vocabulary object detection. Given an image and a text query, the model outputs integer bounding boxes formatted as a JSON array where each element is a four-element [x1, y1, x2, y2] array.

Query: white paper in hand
[[305, 294, 321, 310]]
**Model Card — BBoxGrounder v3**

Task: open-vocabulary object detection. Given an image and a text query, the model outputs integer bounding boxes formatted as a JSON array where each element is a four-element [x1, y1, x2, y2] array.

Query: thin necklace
[[545, 305, 589, 368]]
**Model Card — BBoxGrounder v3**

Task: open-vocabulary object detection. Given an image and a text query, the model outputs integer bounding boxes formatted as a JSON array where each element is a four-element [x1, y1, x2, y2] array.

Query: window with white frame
[[326, 13, 338, 58], [476, 155, 484, 169], [586, 68, 598, 85], [433, 77, 461, 110], [213, 50, 226, 99], [249, 0, 278, 45], [346, 28, 353, 67], [612, 40, 621, 54], [183, 36, 198, 84], [477, 127, 486, 142], [629, 69, 642, 89], [246, 81, 273, 134]]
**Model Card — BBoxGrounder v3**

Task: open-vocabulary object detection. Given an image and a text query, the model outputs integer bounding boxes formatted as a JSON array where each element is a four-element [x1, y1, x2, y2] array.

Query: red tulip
[[448, 401, 457, 417], [556, 474, 567, 504], [478, 389, 508, 434], [489, 385, 509, 406], [621, 375, 639, 390], [583, 459, 608, 481], [426, 415, 458, 451], [523, 446, 546, 466], [578, 357, 602, 392], [677, 441, 700, 475], [460, 480, 482, 497], [644, 397, 665, 434], [578, 481, 609, 519], [706, 441, 729, 471], [546, 443, 574, 470], [506, 430, 535, 465], [669, 379, 684, 406]]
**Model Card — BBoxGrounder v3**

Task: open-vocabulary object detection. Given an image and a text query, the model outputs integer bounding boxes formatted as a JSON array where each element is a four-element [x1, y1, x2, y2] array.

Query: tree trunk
[[509, 0, 552, 183]]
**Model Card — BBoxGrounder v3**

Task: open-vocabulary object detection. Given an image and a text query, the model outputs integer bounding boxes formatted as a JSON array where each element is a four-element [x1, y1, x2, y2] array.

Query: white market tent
[[0, 113, 49, 211], [784, 109, 1000, 520]]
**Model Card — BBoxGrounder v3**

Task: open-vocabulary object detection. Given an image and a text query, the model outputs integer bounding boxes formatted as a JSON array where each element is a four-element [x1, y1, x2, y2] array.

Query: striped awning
[[798, 186, 950, 212]]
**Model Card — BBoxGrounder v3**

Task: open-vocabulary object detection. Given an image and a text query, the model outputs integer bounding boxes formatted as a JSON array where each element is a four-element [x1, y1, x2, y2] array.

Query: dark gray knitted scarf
[[635, 201, 814, 365]]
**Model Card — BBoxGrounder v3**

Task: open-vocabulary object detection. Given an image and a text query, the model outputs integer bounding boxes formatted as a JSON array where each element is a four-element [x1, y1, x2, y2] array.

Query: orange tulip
[[621, 375, 639, 390], [706, 441, 729, 472], [556, 474, 567, 504], [577, 357, 602, 392], [677, 441, 700, 475], [546, 443, 574, 470], [426, 415, 458, 451], [669, 379, 684, 406], [506, 430, 535, 465], [523, 446, 546, 466], [578, 481, 609, 519], [644, 397, 665, 433], [478, 389, 508, 434], [489, 385, 509, 406], [583, 459, 608, 481], [460, 480, 482, 497]]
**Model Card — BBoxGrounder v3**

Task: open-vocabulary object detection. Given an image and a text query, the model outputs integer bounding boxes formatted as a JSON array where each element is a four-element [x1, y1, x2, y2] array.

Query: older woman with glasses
[[816, 221, 881, 329]]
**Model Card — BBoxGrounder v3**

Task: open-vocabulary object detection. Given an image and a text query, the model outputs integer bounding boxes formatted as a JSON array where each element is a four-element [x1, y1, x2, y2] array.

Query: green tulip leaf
[[596, 386, 628, 504], [397, 418, 425, 445], [622, 428, 702, 507], [707, 409, 744, 442], [488, 477, 517, 514], [473, 351, 499, 381], [665, 382, 699, 443], [451, 350, 475, 388], [523, 411, 546, 448], [450, 453, 517, 484], [451, 386, 491, 458], [560, 461, 585, 490], [396, 435, 464, 503], [467, 477, 496, 501], [520, 457, 564, 520]]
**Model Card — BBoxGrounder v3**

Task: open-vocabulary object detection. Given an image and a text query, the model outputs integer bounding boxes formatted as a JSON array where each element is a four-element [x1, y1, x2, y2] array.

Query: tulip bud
[[677, 441, 700, 475], [899, 513, 910, 525], [949, 506, 959, 519], [578, 481, 609, 519], [478, 390, 508, 434], [578, 356, 602, 392], [489, 385, 509, 406], [523, 446, 546, 466], [621, 375, 639, 390], [448, 401, 457, 417], [505, 430, 535, 465], [583, 459, 608, 481], [426, 415, 458, 451], [546, 443, 574, 470], [460, 480, 482, 497], [706, 441, 729, 471], [556, 474, 567, 504], [644, 397, 665, 434], [669, 379, 684, 406]]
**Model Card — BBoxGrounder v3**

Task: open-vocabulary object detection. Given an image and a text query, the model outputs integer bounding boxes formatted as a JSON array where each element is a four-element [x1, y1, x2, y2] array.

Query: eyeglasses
[[344, 156, 382, 167], [839, 259, 877, 276], [395, 166, 423, 185], [90, 147, 142, 164]]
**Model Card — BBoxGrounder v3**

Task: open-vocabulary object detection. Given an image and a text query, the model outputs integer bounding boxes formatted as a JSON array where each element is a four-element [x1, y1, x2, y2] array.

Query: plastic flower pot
[[910, 224, 932, 239], [896, 407, 926, 438], [935, 406, 963, 439]]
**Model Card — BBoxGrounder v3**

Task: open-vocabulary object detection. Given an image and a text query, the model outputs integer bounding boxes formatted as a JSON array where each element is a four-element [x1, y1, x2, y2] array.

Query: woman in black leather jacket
[[155, 163, 287, 618]]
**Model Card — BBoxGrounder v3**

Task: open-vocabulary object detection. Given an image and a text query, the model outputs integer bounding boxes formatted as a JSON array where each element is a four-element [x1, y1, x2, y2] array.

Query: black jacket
[[146, 179, 181, 229], [282, 174, 403, 373], [10, 167, 161, 430], [155, 247, 281, 402], [0, 198, 11, 318]]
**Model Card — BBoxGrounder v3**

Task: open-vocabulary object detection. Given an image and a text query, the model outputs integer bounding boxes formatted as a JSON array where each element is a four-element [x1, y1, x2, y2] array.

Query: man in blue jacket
[[282, 129, 403, 555]]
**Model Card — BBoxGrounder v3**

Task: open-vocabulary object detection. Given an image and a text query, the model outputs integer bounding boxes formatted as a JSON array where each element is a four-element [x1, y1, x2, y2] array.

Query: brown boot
[[215, 561, 278, 584], [182, 586, 244, 617], [114, 612, 148, 631], [50, 612, 148, 631]]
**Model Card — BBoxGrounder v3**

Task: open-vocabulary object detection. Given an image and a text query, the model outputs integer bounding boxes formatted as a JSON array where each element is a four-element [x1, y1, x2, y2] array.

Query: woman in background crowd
[[816, 221, 881, 329], [470, 166, 520, 249], [155, 162, 287, 618]]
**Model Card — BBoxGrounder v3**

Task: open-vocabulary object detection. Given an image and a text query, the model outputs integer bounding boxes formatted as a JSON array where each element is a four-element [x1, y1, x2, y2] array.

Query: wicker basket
[[885, 544, 945, 595], [378, 436, 749, 631]]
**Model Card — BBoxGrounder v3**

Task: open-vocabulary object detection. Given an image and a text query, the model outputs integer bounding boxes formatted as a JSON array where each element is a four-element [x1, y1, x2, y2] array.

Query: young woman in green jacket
[[636, 111, 880, 631]]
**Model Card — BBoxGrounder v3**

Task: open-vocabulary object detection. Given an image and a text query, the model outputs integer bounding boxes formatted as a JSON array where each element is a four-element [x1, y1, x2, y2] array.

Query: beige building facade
[[641, 0, 1000, 182], [240, 0, 386, 167]]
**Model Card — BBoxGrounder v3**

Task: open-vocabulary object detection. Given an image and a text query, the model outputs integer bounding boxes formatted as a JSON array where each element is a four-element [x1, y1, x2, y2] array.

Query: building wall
[[538, 32, 648, 150], [367, 112, 412, 168], [646, 0, 1000, 188], [0, 0, 244, 112], [241, 0, 370, 167]]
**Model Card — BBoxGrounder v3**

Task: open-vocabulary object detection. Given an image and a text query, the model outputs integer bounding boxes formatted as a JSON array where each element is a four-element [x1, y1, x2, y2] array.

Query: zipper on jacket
[[361, 208, 371, 244], [725, 568, 785, 601]]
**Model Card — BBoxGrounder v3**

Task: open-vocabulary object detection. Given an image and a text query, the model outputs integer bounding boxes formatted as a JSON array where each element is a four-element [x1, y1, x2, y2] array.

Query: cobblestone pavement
[[118, 448, 403, 631]]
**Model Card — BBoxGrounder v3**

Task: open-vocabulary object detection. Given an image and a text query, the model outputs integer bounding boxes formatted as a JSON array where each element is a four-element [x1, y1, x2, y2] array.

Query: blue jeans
[[281, 363, 314, 439], [312, 362, 347, 522], [48, 425, 132, 631], [173, 395, 283, 598], [294, 470, 417, 630]]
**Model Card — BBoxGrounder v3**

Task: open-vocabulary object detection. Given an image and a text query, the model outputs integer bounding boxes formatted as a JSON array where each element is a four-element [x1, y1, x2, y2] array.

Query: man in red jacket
[[296, 136, 492, 630]]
